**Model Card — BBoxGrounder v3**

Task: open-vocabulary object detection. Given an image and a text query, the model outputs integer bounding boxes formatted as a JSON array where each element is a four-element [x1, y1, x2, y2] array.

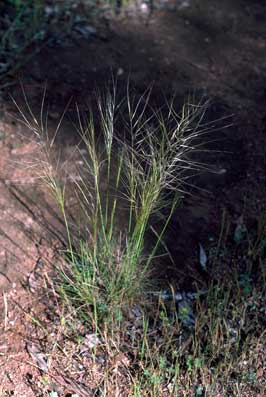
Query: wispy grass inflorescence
[[17, 87, 211, 324]]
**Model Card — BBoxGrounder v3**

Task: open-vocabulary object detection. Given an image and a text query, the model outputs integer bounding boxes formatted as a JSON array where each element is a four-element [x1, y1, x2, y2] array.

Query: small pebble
[[117, 67, 124, 76]]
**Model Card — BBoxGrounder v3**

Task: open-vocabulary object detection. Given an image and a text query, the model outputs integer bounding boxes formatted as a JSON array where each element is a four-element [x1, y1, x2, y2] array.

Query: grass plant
[[16, 87, 211, 325]]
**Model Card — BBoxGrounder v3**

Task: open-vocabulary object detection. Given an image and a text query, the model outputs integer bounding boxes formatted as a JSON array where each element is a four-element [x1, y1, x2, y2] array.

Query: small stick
[[3, 292, 8, 330]]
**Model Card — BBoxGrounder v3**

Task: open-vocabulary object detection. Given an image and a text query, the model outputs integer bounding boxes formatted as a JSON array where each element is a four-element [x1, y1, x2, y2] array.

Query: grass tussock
[[17, 87, 209, 322]]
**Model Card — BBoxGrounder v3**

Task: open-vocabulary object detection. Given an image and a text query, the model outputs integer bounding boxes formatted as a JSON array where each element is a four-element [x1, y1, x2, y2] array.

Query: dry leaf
[[26, 342, 48, 372]]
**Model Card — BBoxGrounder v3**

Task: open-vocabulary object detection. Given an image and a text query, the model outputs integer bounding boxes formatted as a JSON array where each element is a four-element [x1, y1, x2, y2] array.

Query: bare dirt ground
[[0, 0, 266, 395]]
